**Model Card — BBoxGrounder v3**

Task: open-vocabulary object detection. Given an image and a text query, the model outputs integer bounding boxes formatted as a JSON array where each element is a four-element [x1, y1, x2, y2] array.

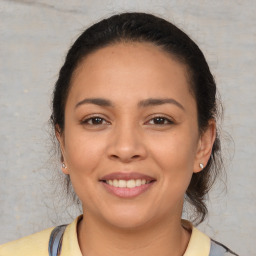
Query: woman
[[0, 12, 238, 256]]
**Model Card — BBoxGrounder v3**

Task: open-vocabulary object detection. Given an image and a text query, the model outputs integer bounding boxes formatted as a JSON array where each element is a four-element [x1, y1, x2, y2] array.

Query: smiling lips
[[100, 172, 156, 198]]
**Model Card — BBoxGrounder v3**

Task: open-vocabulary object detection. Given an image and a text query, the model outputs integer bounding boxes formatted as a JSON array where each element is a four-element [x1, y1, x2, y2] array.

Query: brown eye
[[147, 116, 173, 125], [82, 117, 109, 125]]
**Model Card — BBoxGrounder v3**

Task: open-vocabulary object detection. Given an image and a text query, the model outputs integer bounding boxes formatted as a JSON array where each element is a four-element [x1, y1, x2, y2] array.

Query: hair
[[51, 12, 223, 225]]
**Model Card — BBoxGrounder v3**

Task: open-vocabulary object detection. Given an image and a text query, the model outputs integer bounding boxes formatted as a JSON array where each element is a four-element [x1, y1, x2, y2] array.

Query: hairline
[[62, 40, 200, 133]]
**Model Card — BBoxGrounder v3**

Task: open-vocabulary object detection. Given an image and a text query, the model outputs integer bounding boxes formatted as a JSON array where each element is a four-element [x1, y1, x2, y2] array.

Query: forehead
[[74, 42, 188, 79], [68, 42, 194, 107]]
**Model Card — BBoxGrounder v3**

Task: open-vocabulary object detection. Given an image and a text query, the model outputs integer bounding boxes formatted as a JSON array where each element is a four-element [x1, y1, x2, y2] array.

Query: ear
[[193, 119, 216, 173], [55, 125, 69, 175]]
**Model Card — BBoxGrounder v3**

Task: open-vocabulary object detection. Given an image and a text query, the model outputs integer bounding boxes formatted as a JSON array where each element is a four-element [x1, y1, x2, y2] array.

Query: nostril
[[111, 155, 119, 159]]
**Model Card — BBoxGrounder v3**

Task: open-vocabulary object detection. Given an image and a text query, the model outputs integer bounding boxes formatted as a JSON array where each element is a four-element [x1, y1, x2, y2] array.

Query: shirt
[[0, 216, 238, 256]]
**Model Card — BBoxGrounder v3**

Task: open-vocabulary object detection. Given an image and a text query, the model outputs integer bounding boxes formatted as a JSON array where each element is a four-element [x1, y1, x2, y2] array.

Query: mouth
[[99, 172, 156, 198], [101, 179, 153, 188]]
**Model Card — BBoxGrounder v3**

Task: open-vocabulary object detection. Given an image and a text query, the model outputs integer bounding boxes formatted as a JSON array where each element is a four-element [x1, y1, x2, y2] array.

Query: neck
[[77, 211, 191, 256]]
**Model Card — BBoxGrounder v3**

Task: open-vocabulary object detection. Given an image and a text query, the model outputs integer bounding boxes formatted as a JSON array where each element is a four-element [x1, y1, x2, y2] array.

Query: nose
[[106, 123, 147, 163]]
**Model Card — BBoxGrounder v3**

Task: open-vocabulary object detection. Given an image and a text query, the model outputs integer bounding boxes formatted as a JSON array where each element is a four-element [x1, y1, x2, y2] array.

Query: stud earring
[[62, 162, 67, 169], [199, 163, 204, 169]]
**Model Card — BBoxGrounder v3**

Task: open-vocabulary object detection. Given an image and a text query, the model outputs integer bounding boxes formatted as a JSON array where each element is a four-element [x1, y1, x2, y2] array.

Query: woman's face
[[58, 42, 214, 229]]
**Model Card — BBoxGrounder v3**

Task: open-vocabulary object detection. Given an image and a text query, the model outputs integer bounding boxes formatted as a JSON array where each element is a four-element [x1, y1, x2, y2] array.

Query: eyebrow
[[75, 97, 184, 110], [138, 98, 185, 110], [75, 98, 114, 108]]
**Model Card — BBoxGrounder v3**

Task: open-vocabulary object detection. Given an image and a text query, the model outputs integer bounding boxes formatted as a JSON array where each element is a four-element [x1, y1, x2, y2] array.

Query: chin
[[101, 206, 155, 230], [108, 217, 150, 230]]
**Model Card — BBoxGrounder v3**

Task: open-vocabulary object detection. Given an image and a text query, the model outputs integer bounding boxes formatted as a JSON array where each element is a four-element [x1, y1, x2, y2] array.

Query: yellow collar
[[182, 219, 210, 256], [61, 216, 210, 256]]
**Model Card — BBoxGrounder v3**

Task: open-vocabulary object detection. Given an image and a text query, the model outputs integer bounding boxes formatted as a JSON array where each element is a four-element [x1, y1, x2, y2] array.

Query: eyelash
[[147, 116, 174, 125], [81, 116, 110, 126], [81, 115, 174, 126]]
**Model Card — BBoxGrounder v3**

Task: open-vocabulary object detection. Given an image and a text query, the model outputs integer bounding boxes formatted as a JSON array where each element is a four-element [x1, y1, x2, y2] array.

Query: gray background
[[0, 1, 255, 255]]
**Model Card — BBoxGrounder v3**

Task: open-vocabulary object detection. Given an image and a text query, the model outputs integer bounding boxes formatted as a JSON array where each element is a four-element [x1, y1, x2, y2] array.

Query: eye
[[147, 116, 174, 125], [81, 116, 110, 126]]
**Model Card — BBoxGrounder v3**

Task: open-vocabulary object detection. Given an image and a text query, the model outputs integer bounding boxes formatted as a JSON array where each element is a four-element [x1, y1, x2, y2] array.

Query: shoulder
[[182, 219, 239, 256], [209, 239, 239, 256], [0, 227, 54, 256]]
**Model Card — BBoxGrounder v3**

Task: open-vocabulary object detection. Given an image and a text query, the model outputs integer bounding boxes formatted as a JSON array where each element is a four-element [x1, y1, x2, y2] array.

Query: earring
[[199, 163, 204, 169], [62, 162, 67, 169]]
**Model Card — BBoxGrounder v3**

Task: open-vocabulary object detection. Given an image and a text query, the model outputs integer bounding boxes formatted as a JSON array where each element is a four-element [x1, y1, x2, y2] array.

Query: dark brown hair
[[51, 12, 223, 225]]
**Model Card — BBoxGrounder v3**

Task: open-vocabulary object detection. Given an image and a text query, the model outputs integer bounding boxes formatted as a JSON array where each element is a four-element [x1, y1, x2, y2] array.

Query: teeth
[[119, 180, 126, 188], [135, 179, 141, 186], [106, 179, 150, 188], [113, 179, 118, 187], [127, 179, 135, 188]]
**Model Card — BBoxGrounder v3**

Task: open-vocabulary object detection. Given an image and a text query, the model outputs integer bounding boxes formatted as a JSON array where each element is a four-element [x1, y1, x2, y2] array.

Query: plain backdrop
[[1, 1, 256, 255]]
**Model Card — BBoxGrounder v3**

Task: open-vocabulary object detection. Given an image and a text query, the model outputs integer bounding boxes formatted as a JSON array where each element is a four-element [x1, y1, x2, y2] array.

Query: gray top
[[210, 239, 239, 256]]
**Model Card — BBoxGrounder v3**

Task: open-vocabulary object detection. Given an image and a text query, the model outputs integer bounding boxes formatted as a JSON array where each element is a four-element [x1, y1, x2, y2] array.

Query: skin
[[57, 42, 216, 256]]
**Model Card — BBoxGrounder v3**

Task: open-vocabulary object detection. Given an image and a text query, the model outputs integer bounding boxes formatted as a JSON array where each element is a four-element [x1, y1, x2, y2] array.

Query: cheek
[[151, 136, 197, 207], [64, 129, 105, 175], [148, 128, 198, 193], [63, 130, 106, 205], [149, 130, 198, 171]]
